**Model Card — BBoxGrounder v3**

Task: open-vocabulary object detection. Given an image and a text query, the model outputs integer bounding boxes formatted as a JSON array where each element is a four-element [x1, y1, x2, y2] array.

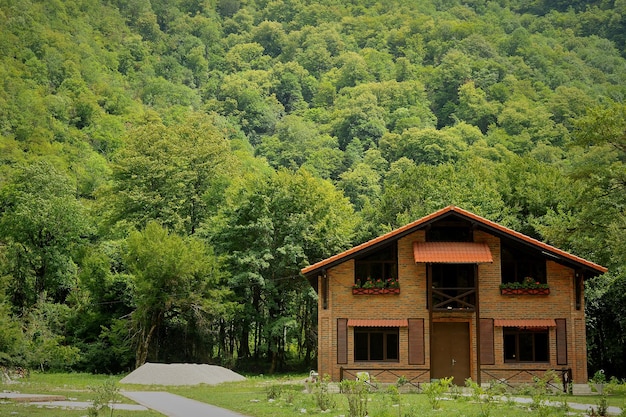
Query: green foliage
[[313, 375, 336, 411], [0, 161, 90, 308], [106, 112, 235, 236], [88, 378, 120, 417], [0, 0, 625, 374], [124, 221, 232, 366], [423, 377, 453, 410], [465, 378, 496, 417], [340, 376, 369, 417], [20, 299, 81, 371]]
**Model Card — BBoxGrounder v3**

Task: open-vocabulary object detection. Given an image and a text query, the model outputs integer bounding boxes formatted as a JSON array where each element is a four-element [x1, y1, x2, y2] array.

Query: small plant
[[588, 392, 609, 417], [87, 378, 119, 417], [500, 276, 549, 290], [354, 278, 399, 289], [340, 377, 369, 417], [530, 370, 561, 417], [591, 370, 607, 384], [423, 376, 453, 410], [266, 384, 282, 400], [313, 375, 335, 411], [465, 378, 495, 417]]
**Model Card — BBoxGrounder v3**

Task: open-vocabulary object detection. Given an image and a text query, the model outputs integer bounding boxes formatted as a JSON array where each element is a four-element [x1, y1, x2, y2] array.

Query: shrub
[[313, 374, 335, 411], [87, 379, 119, 417], [423, 377, 453, 410], [340, 377, 369, 417], [266, 384, 282, 400]]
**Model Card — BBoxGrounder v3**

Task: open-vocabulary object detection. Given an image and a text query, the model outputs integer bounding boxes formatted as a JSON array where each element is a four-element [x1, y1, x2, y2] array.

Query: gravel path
[[121, 391, 249, 417]]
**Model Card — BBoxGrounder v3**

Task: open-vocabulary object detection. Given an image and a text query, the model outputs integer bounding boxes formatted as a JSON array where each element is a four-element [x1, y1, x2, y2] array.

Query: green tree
[[20, 298, 81, 371], [210, 169, 357, 371], [454, 80, 500, 133], [0, 161, 90, 309], [252, 21, 287, 58], [106, 113, 234, 235], [0, 275, 23, 366], [124, 221, 231, 367], [379, 126, 468, 165], [366, 157, 507, 235], [535, 102, 626, 378]]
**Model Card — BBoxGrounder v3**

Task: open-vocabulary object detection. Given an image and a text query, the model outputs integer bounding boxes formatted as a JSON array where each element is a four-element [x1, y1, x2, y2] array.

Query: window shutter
[[480, 318, 494, 365], [555, 318, 567, 365], [337, 318, 348, 364], [408, 318, 424, 365]]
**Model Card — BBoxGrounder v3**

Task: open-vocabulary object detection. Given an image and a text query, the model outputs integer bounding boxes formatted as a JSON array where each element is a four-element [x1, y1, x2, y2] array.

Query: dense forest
[[0, 0, 625, 378]]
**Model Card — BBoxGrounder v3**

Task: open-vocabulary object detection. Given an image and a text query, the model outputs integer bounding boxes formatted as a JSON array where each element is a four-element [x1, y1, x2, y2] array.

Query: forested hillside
[[0, 0, 625, 377]]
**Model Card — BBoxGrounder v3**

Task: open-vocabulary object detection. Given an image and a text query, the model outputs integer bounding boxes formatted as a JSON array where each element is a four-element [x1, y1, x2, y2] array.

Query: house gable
[[301, 205, 607, 281]]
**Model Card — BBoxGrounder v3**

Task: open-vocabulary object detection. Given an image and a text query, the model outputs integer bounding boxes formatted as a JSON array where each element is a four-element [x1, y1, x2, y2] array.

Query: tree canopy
[[0, 0, 625, 377]]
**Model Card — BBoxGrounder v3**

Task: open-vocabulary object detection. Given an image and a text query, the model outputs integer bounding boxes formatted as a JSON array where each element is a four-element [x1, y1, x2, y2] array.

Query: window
[[501, 243, 547, 284], [426, 218, 472, 242], [503, 328, 549, 362], [354, 243, 397, 285], [354, 327, 399, 361]]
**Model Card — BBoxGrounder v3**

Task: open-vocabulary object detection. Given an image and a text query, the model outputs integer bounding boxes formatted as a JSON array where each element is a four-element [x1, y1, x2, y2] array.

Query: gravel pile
[[119, 363, 246, 386]]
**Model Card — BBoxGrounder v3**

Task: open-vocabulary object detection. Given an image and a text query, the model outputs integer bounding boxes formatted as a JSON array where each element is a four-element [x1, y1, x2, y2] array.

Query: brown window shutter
[[480, 318, 494, 365], [337, 318, 348, 364], [408, 318, 425, 365], [556, 318, 567, 365]]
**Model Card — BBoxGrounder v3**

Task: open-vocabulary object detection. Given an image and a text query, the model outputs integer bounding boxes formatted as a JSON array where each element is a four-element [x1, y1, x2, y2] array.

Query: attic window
[[426, 219, 472, 242], [501, 243, 547, 285], [354, 243, 397, 286]]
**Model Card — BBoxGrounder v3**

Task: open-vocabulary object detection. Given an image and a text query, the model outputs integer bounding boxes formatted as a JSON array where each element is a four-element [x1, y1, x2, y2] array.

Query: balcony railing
[[352, 287, 400, 295], [432, 287, 476, 310]]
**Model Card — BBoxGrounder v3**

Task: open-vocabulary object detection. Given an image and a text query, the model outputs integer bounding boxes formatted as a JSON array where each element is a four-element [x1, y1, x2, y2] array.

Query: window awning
[[413, 242, 493, 263], [347, 319, 408, 327], [494, 319, 556, 328]]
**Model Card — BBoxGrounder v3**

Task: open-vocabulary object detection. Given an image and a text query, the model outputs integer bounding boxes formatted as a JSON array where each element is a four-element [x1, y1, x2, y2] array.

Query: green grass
[[0, 372, 164, 417], [1, 372, 624, 417]]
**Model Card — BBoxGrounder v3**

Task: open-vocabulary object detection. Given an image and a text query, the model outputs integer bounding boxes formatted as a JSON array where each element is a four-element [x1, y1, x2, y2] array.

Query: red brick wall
[[316, 229, 588, 384]]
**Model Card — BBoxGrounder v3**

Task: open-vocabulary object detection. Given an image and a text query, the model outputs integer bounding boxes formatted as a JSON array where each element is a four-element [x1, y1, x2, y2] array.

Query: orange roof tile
[[301, 206, 607, 276], [413, 242, 493, 263], [347, 319, 408, 327], [494, 319, 556, 328]]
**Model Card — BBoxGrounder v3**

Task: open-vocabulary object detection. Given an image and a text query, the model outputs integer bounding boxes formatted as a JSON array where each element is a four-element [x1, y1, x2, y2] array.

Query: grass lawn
[[1, 372, 624, 417]]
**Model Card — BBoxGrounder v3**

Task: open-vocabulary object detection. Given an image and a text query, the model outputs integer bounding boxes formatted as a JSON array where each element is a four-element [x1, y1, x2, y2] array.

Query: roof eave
[[300, 205, 607, 278]]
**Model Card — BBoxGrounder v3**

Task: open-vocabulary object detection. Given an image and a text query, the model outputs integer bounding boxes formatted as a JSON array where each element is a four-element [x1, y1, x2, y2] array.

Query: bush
[[88, 378, 119, 417], [313, 375, 336, 411], [423, 377, 453, 410], [340, 377, 369, 417]]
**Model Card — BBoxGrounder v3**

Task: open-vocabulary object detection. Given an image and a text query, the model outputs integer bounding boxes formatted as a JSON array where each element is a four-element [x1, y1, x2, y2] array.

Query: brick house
[[301, 206, 607, 388]]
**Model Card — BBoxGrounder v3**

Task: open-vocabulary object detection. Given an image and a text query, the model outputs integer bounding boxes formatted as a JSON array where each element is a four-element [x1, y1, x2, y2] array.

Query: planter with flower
[[589, 369, 606, 394], [353, 278, 400, 295], [500, 277, 550, 295]]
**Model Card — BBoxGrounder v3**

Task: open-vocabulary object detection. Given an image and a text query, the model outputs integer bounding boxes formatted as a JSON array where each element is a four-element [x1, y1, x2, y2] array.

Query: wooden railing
[[481, 368, 572, 393], [432, 287, 476, 310], [340, 367, 430, 391]]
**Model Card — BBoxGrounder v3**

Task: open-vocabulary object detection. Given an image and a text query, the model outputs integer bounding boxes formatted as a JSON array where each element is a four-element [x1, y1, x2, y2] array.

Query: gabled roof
[[301, 205, 607, 277]]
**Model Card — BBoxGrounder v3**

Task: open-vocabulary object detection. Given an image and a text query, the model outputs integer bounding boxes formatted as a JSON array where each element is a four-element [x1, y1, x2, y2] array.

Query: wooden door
[[431, 322, 470, 385]]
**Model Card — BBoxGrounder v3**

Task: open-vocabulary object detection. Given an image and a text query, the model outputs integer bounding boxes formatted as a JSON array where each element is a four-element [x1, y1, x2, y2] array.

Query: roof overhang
[[301, 206, 607, 279], [413, 241, 493, 263]]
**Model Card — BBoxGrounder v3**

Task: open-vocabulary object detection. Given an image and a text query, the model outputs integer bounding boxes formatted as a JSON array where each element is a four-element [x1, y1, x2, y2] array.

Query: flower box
[[352, 288, 400, 295], [500, 287, 550, 296]]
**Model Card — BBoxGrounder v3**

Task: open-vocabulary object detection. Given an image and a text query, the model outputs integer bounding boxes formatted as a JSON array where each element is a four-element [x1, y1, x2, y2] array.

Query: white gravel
[[119, 363, 246, 386]]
